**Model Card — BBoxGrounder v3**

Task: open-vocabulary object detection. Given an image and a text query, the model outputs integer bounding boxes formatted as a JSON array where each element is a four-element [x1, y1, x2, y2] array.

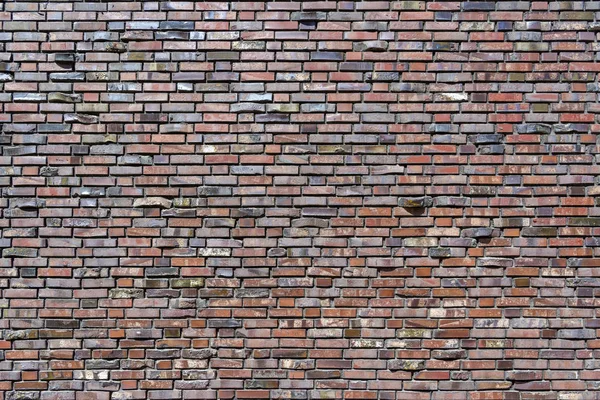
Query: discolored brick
[[0, 2, 597, 399]]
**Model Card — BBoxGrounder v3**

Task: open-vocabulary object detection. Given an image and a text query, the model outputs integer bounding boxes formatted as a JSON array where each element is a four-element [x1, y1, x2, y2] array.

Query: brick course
[[1, 1, 600, 399]]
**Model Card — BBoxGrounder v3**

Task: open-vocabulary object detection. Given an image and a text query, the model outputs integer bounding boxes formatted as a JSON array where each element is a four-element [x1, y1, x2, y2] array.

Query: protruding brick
[[133, 197, 173, 209], [398, 196, 433, 208], [48, 92, 82, 103], [515, 124, 552, 135], [3, 248, 38, 258], [0, 3, 595, 398], [11, 198, 46, 210], [429, 248, 451, 258], [461, 228, 497, 238], [353, 41, 389, 52]]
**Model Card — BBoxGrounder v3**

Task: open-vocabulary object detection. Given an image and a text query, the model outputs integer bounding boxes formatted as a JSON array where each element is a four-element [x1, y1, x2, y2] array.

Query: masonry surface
[[2, 0, 600, 399]]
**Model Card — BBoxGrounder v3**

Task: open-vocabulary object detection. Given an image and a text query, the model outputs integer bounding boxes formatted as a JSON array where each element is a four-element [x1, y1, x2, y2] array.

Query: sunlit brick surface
[[1, 1, 600, 399]]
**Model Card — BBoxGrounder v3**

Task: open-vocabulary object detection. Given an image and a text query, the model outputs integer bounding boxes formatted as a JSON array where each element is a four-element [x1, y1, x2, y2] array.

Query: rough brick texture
[[2, 0, 600, 399]]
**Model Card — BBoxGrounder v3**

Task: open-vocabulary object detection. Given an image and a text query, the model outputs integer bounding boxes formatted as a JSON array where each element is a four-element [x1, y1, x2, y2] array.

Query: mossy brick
[[109, 289, 144, 299], [493, 218, 530, 228], [521, 227, 557, 237], [561, 11, 594, 21], [48, 92, 82, 103], [388, 359, 426, 371], [569, 218, 600, 226], [4, 329, 38, 341], [398, 196, 433, 208], [207, 52, 239, 61], [2, 248, 38, 258], [266, 104, 300, 113], [5, 392, 40, 400]]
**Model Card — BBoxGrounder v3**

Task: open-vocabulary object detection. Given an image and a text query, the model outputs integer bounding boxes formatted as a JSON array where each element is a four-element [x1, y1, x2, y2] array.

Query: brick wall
[[1, 1, 599, 399]]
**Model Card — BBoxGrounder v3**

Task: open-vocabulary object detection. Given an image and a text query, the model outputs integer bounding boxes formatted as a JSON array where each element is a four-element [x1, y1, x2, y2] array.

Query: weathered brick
[[461, 228, 497, 238], [133, 197, 173, 209], [48, 92, 82, 103], [109, 289, 143, 299], [0, 3, 596, 399], [353, 41, 389, 52], [398, 196, 433, 208], [388, 360, 426, 371]]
